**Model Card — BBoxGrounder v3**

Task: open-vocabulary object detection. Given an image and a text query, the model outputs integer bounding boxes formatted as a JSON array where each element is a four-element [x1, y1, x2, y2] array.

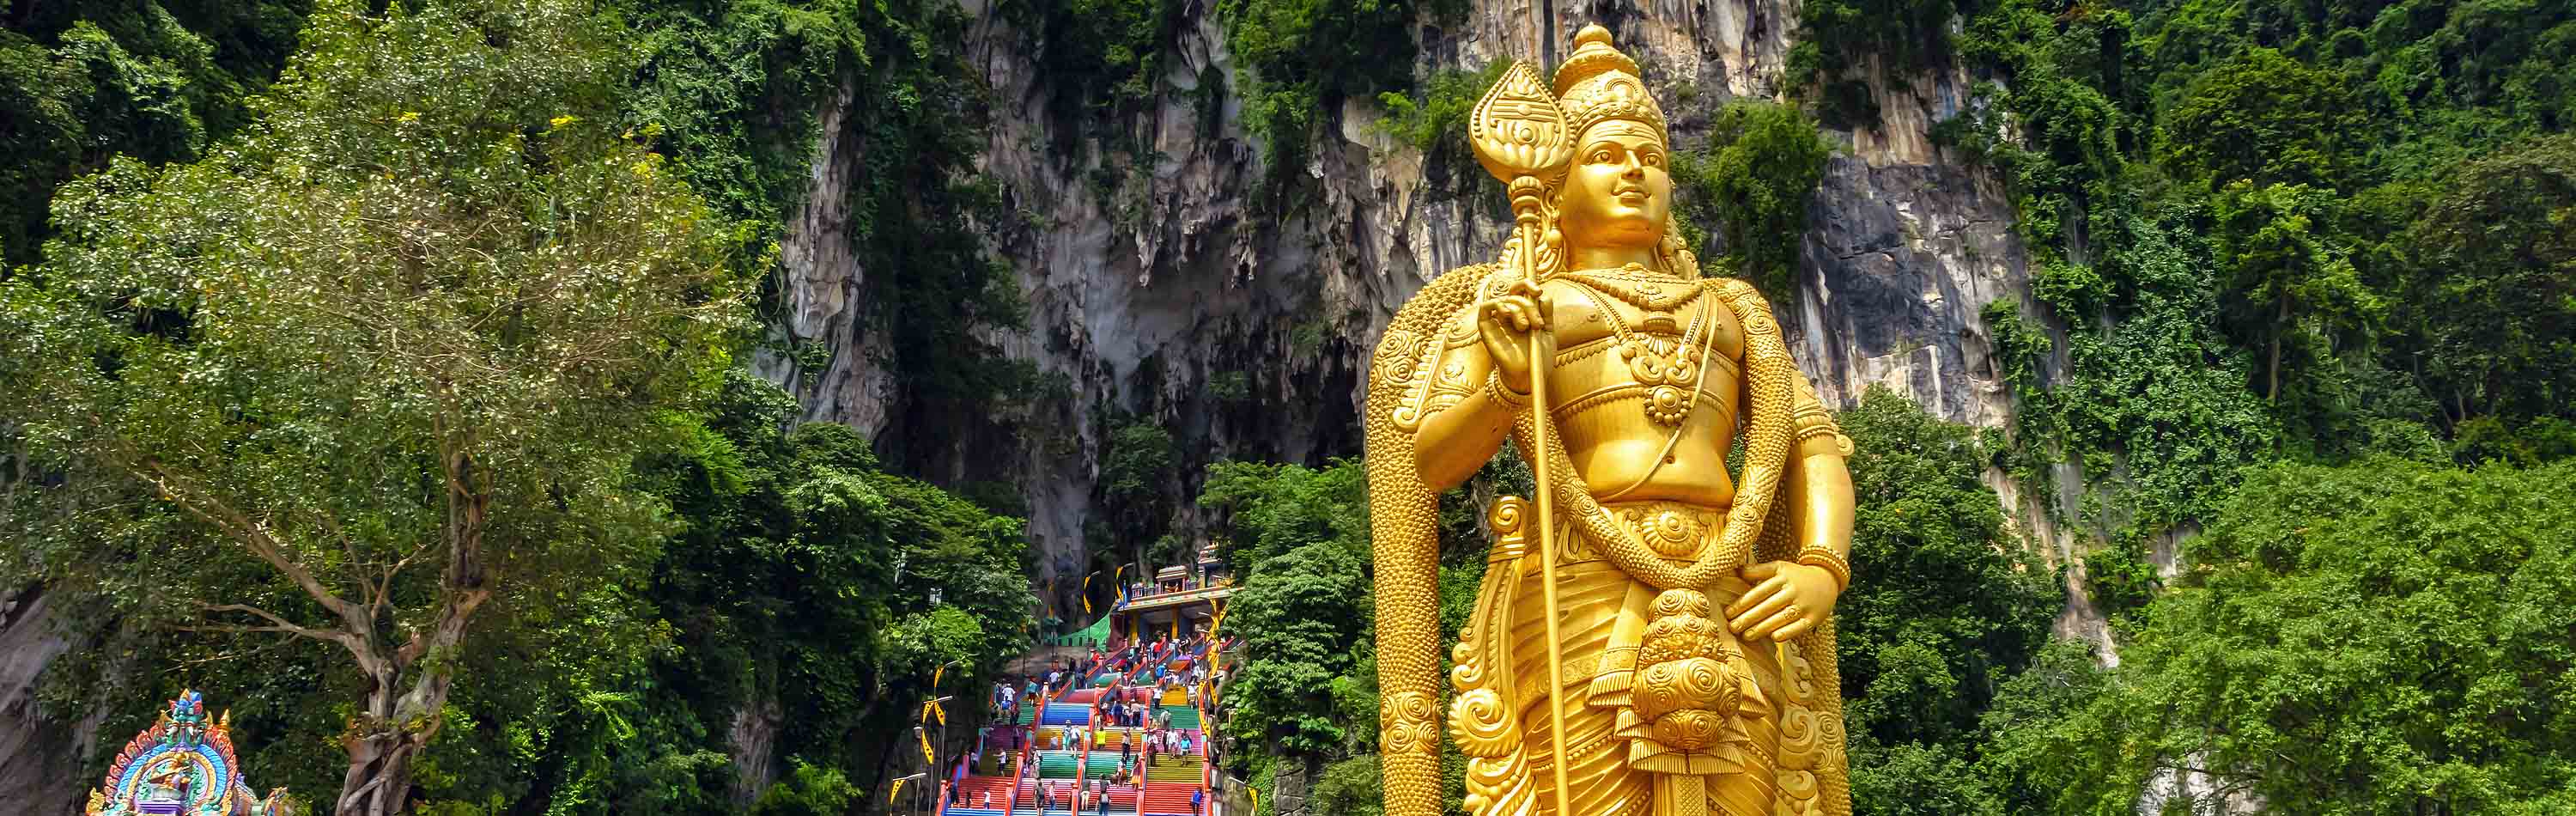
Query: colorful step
[[1012, 780, 1157, 809], [1157, 705, 1200, 730], [1038, 703, 1092, 726], [942, 776, 1021, 814]]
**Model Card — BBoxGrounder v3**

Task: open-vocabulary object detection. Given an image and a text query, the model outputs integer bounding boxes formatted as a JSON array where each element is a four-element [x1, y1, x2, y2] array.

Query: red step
[[945, 776, 1018, 812]]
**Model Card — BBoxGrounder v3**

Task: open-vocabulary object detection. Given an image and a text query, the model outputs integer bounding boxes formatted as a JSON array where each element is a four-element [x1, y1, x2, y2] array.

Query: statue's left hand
[[1727, 562, 1841, 642]]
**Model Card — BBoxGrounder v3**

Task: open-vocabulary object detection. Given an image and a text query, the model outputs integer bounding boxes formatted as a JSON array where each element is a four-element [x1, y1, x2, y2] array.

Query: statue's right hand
[[1478, 282, 1550, 394]]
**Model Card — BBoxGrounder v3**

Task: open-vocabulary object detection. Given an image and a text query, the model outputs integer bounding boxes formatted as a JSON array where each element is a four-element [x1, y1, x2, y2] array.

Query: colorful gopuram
[[83, 691, 291, 816]]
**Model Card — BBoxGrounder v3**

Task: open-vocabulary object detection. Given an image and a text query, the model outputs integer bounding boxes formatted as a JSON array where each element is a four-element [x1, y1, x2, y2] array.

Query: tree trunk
[[2268, 290, 2287, 402], [337, 667, 430, 816], [338, 728, 421, 816]]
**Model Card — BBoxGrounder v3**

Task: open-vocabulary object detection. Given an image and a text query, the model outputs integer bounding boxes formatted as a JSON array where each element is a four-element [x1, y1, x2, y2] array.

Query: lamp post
[[891, 771, 927, 816]]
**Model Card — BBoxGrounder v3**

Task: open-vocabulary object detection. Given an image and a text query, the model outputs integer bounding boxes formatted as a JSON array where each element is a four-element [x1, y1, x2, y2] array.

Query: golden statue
[[1364, 25, 1856, 816]]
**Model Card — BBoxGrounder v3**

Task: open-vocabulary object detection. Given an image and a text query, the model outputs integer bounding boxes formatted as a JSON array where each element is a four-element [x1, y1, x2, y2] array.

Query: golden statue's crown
[[1552, 25, 1666, 142]]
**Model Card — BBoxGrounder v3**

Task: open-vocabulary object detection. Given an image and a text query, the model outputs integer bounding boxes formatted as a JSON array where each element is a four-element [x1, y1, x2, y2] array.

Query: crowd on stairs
[[937, 630, 1234, 816]]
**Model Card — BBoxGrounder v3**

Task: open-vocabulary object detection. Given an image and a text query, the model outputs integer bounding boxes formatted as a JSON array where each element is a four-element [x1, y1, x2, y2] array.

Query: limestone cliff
[[759, 0, 2052, 601]]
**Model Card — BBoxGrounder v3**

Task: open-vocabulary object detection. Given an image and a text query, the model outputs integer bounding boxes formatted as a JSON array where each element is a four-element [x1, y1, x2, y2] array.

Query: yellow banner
[[920, 728, 934, 767], [889, 777, 906, 805], [1208, 600, 1228, 640], [1081, 572, 1094, 615], [1249, 785, 1261, 815]]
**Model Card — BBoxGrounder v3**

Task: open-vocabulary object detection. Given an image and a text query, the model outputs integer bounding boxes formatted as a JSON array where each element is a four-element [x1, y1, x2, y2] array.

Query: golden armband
[[1486, 370, 1532, 410], [1796, 547, 1852, 592], [1791, 400, 1854, 457]]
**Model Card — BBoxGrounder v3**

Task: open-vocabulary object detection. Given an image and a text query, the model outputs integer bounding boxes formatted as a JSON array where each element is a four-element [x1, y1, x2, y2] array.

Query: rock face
[[0, 586, 101, 816], [762, 0, 2038, 593]]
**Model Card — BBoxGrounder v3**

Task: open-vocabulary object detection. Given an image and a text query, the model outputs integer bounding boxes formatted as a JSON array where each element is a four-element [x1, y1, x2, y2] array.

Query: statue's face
[[1558, 119, 1672, 256]]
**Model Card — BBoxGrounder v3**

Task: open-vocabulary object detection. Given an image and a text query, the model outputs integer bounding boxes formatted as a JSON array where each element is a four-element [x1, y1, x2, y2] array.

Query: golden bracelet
[[1485, 370, 1531, 410], [1796, 547, 1852, 592]]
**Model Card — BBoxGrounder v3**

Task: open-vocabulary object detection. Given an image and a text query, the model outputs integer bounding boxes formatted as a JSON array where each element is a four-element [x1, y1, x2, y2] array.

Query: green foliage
[[1789, 0, 1978, 126], [2036, 459, 2576, 813], [1199, 460, 1376, 759], [0, 0, 747, 807], [1197, 453, 1505, 799], [749, 761, 861, 816], [620, 0, 1030, 477], [2076, 535, 2156, 618], [0, 0, 309, 265], [2453, 416, 2576, 467], [2161, 48, 2361, 189], [1833, 389, 2063, 749], [1971, 637, 2117, 813], [1375, 64, 1506, 196], [996, 0, 1185, 144], [1946, 0, 2576, 531], [1223, 533, 1376, 756], [1102, 417, 1178, 555], [1309, 753, 1388, 816], [1206, 370, 1253, 402], [1826, 390, 2068, 814], [1217, 0, 1454, 206], [1670, 100, 1832, 297], [2395, 133, 2576, 426], [2209, 180, 2380, 405]]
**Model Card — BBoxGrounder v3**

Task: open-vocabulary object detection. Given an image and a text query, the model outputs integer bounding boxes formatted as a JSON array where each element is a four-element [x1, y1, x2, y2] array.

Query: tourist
[[1192, 787, 1206, 816]]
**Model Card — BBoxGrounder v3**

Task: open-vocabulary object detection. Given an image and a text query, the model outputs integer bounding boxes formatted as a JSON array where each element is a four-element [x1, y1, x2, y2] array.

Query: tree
[[0, 0, 311, 265], [0, 0, 747, 811], [2399, 134, 2576, 427], [1829, 388, 2063, 815], [2209, 180, 2382, 405], [1671, 100, 1832, 297], [1198, 460, 1376, 761], [1101, 417, 1176, 572], [2160, 47, 2358, 190], [2039, 458, 2576, 814]]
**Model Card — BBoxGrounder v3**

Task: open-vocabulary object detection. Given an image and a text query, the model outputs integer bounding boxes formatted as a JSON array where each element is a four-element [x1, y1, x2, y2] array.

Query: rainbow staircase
[[944, 640, 1217, 816]]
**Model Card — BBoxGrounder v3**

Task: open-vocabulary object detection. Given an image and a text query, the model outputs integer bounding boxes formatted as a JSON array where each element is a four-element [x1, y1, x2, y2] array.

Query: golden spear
[[1469, 61, 1576, 816]]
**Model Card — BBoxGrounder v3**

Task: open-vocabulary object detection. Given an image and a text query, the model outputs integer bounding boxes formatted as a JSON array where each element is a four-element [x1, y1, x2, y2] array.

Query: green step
[[1035, 752, 1126, 779], [1038, 753, 1077, 778], [1157, 705, 1200, 730]]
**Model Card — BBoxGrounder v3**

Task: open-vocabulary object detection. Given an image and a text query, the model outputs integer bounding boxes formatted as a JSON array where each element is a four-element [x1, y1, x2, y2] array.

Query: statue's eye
[[1591, 150, 1615, 163], [1643, 152, 1664, 167]]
